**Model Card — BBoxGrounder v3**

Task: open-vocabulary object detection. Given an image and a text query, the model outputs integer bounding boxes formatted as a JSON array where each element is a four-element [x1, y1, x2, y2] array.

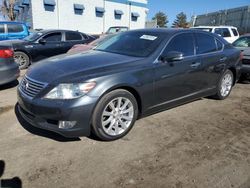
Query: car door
[[154, 32, 203, 106], [64, 31, 87, 52], [194, 32, 226, 90], [33, 32, 64, 62]]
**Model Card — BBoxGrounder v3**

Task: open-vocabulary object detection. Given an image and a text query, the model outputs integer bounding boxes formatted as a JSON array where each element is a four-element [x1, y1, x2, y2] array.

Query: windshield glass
[[24, 32, 43, 41], [95, 31, 165, 57], [233, 37, 250, 47]]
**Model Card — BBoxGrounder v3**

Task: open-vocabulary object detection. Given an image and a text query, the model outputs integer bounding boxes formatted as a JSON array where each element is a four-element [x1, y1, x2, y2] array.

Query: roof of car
[[193, 26, 237, 29], [128, 28, 196, 34]]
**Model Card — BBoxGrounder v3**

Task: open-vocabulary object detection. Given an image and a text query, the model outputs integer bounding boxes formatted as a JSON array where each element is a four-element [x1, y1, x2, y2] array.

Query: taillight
[[240, 51, 243, 61], [0, 49, 14, 58]]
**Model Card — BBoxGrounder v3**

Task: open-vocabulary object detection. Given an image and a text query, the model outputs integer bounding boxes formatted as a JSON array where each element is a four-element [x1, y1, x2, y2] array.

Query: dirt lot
[[0, 71, 249, 188]]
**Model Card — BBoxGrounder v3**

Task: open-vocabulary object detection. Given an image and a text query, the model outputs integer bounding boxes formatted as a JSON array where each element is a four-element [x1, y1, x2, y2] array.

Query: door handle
[[220, 57, 227, 62], [190, 62, 201, 68]]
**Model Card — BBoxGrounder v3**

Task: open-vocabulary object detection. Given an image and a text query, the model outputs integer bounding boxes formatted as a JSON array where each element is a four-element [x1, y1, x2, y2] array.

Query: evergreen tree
[[152, 11, 168, 28], [172, 12, 189, 28]]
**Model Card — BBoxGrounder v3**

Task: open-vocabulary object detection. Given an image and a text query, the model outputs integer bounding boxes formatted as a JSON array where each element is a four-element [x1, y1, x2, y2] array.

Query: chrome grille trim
[[20, 76, 47, 98]]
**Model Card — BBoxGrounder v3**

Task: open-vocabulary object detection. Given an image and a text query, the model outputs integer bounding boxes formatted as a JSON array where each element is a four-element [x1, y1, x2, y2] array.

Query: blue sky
[[147, 0, 250, 26]]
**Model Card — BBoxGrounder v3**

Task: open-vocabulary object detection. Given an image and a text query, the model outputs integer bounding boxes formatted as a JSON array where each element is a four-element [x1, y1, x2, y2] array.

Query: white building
[[14, 0, 148, 34]]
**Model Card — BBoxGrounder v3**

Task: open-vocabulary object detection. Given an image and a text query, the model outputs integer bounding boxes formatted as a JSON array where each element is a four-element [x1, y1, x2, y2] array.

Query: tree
[[152, 11, 168, 28], [172, 12, 189, 28], [1, 0, 17, 21]]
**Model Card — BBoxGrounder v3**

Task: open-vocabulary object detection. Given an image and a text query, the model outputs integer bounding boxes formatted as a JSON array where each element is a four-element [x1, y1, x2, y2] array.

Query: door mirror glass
[[38, 38, 46, 44], [160, 51, 184, 62]]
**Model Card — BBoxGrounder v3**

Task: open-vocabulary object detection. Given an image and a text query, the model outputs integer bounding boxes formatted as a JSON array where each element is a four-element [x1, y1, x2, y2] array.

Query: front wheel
[[214, 69, 234, 100], [14, 51, 30, 70], [92, 89, 138, 141]]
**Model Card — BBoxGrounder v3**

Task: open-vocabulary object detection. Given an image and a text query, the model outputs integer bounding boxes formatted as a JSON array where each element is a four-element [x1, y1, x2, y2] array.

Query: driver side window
[[162, 33, 195, 57], [42, 32, 62, 42]]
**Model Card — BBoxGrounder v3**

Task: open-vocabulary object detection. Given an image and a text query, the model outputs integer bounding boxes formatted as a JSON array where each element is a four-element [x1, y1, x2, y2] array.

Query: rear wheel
[[92, 89, 138, 141], [214, 69, 234, 100], [14, 51, 30, 70]]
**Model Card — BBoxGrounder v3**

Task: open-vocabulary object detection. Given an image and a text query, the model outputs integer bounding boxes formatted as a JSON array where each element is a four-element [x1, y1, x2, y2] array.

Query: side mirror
[[160, 51, 184, 63], [38, 38, 46, 44]]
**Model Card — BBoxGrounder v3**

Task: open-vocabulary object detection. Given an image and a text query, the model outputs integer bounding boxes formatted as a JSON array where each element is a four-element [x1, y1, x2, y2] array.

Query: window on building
[[196, 33, 217, 54], [163, 33, 195, 57], [0, 24, 5, 34], [66, 32, 82, 41], [131, 12, 140, 22], [43, 32, 62, 42]]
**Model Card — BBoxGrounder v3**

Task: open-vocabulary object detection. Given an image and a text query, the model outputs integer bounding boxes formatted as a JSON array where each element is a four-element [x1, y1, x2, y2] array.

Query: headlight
[[44, 82, 96, 99]]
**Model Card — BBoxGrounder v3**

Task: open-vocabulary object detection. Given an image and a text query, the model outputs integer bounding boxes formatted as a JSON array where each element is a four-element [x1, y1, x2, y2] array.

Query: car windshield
[[194, 28, 213, 32], [95, 31, 165, 57], [233, 37, 250, 47], [90, 35, 115, 47], [24, 32, 43, 41]]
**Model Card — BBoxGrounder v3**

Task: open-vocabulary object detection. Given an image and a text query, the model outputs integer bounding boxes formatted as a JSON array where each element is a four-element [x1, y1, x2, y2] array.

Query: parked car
[[0, 22, 29, 41], [17, 29, 241, 141], [233, 35, 250, 81], [106, 26, 129, 34], [0, 29, 95, 69], [67, 34, 115, 54], [0, 45, 19, 85], [192, 26, 239, 43]]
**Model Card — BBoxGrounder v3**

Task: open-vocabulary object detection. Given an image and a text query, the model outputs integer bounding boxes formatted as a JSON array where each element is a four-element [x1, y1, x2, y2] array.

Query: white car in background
[[192, 26, 239, 43]]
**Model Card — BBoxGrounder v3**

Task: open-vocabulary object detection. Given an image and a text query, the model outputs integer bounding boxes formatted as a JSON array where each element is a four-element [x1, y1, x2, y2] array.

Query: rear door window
[[196, 33, 217, 54], [65, 31, 82, 41], [7, 24, 24, 33], [43, 32, 62, 42], [0, 24, 5, 33], [214, 28, 231, 37], [163, 33, 195, 57]]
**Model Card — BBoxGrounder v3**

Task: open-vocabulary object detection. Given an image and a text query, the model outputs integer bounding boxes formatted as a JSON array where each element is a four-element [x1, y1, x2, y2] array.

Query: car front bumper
[[241, 59, 250, 79], [0, 63, 20, 85], [17, 88, 99, 138]]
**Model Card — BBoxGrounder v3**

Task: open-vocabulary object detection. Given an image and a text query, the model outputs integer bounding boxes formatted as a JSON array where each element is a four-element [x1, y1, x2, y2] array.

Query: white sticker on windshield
[[140, 35, 158, 41]]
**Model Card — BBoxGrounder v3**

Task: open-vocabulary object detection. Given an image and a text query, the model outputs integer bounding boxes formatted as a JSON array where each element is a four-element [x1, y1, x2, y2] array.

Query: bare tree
[[1, 0, 17, 21]]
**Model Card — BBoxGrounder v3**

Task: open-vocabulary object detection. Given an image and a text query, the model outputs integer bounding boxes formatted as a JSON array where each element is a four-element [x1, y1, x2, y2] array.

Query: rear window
[[7, 24, 24, 33], [0, 24, 5, 33], [232, 29, 238, 36], [196, 33, 217, 54], [66, 32, 82, 41]]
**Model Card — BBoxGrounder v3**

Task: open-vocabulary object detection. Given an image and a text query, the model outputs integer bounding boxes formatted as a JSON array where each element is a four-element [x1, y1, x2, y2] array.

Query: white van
[[192, 26, 239, 43]]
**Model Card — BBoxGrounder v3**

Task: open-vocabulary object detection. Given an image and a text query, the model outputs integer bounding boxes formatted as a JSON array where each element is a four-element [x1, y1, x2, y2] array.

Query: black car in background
[[0, 45, 19, 85], [233, 35, 250, 81], [0, 29, 95, 69], [17, 29, 241, 141]]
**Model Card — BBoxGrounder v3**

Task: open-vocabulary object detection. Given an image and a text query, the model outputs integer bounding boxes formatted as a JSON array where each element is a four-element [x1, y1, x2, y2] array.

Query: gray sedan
[[233, 35, 250, 81], [0, 45, 20, 85]]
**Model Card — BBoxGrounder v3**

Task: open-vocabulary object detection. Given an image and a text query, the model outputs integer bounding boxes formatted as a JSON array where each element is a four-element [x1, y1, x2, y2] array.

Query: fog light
[[58, 121, 76, 129]]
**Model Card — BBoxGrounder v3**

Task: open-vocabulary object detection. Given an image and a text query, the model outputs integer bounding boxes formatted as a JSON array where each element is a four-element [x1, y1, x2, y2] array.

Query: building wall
[[30, 0, 148, 34], [194, 5, 250, 34]]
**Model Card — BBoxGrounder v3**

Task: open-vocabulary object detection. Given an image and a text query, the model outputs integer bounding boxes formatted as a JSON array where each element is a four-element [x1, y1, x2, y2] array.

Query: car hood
[[26, 50, 143, 83], [236, 47, 250, 56]]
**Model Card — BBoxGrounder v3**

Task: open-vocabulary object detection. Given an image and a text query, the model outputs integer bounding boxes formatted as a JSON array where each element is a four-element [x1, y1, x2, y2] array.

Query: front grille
[[20, 76, 47, 98], [242, 59, 250, 65]]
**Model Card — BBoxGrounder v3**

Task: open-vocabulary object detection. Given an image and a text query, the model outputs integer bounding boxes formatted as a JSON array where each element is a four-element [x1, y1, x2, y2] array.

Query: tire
[[14, 51, 30, 70], [213, 69, 234, 100], [92, 89, 138, 141]]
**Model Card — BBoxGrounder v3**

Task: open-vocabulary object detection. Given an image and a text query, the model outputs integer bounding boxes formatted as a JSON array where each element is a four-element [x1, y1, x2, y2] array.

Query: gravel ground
[[0, 72, 249, 188]]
